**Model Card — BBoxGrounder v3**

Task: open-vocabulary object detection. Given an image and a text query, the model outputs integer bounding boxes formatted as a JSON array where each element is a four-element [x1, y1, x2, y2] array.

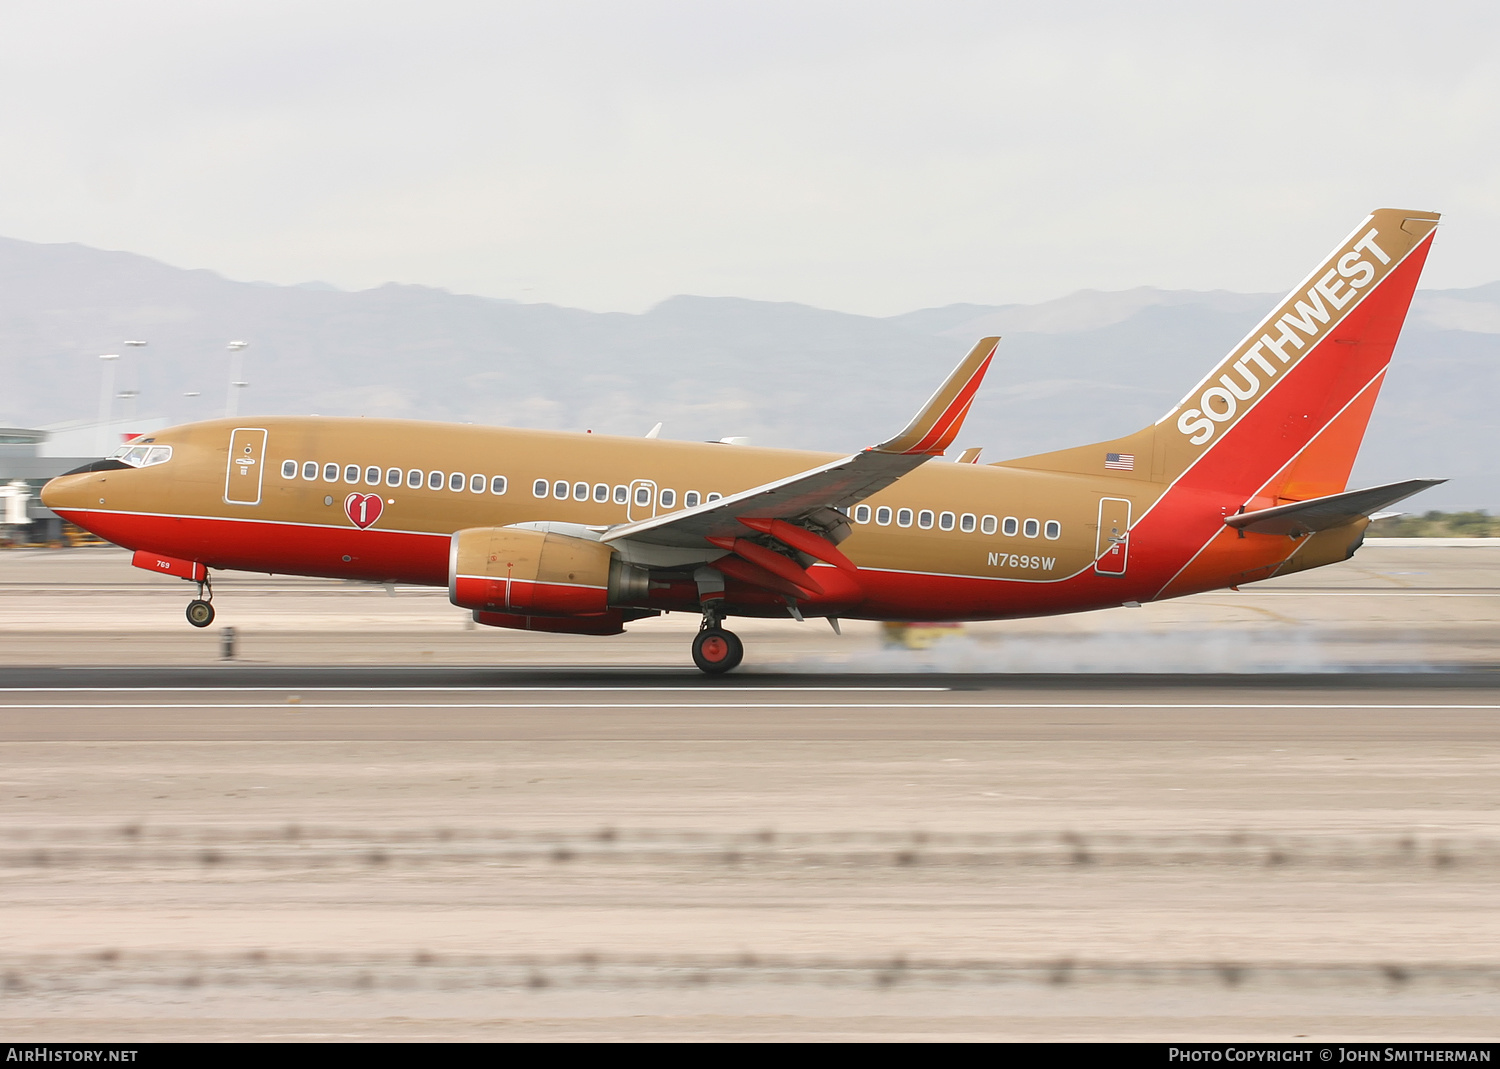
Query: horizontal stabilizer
[[1225, 479, 1445, 536]]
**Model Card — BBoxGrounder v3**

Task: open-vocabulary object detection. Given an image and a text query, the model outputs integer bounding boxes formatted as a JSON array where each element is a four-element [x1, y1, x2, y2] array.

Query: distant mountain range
[[1, 236, 1493, 509]]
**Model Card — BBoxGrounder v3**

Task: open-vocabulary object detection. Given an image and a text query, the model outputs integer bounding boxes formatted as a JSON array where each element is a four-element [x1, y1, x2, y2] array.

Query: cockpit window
[[110, 444, 173, 468]]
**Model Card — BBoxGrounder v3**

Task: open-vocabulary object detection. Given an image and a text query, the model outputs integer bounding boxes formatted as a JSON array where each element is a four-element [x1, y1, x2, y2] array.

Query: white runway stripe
[[0, 686, 947, 694], [1, 702, 1497, 710]]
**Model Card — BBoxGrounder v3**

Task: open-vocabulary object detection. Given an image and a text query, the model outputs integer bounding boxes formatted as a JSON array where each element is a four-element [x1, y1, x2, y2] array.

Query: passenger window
[[324, 463, 339, 482], [491, 476, 508, 495], [428, 471, 444, 491], [1002, 517, 1018, 536], [469, 474, 485, 493], [573, 481, 588, 501], [593, 483, 608, 502], [533, 479, 549, 498], [1023, 518, 1040, 538], [445, 473, 461, 492], [366, 466, 381, 486], [706, 492, 721, 502], [635, 486, 651, 506], [981, 515, 998, 535], [407, 469, 423, 489], [939, 511, 955, 531], [614, 485, 628, 504], [660, 489, 676, 509], [344, 465, 360, 484], [302, 461, 318, 480], [684, 491, 700, 509], [897, 508, 913, 528], [960, 513, 976, 533], [554, 480, 568, 500], [386, 467, 402, 487], [876, 506, 892, 526], [854, 504, 871, 524], [1044, 520, 1061, 539], [917, 509, 934, 529], [282, 460, 297, 479]]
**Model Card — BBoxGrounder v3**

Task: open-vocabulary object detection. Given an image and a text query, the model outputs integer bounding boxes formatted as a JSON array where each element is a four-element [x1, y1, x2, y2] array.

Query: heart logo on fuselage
[[344, 492, 384, 529]]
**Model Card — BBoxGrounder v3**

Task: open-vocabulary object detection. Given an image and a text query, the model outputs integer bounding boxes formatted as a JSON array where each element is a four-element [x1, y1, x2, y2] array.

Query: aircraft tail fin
[[1000, 209, 1439, 502]]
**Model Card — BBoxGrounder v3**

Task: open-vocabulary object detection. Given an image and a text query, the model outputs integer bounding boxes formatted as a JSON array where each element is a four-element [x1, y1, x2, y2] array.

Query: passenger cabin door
[[627, 479, 657, 522], [1095, 497, 1131, 576], [224, 428, 268, 506]]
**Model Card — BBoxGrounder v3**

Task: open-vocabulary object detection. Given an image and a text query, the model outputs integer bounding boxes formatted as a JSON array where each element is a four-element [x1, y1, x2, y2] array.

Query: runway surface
[[0, 669, 1497, 1040], [1, 547, 1498, 1039]]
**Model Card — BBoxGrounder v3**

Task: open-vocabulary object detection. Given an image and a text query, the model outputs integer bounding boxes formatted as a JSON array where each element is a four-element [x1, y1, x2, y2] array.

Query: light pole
[[116, 389, 140, 424], [96, 354, 119, 455], [225, 340, 249, 418], [122, 341, 146, 426]]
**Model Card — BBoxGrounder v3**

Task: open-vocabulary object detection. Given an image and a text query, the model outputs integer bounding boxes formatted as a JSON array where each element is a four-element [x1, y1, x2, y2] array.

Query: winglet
[[872, 337, 999, 456]]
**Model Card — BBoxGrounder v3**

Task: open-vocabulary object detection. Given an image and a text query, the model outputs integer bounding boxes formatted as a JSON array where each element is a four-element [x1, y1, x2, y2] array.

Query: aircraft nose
[[40, 471, 97, 512]]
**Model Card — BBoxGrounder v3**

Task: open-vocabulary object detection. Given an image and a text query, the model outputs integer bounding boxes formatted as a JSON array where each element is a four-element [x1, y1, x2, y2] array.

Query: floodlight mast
[[96, 355, 120, 455], [225, 341, 249, 417]]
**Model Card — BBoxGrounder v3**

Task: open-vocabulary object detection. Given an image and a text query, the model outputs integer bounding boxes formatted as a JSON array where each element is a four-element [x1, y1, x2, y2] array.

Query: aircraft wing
[[601, 337, 999, 550], [1224, 478, 1445, 536]]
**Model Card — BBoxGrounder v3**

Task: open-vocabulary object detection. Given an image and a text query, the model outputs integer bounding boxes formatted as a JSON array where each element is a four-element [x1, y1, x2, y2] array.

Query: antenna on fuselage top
[[644, 422, 663, 439]]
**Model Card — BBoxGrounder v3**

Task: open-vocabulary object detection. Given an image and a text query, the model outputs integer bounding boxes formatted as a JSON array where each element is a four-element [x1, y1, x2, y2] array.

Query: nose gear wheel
[[185, 575, 215, 628], [186, 600, 215, 627]]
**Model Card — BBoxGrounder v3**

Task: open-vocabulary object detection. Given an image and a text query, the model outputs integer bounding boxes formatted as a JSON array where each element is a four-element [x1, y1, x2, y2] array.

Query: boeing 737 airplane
[[43, 208, 1444, 673]]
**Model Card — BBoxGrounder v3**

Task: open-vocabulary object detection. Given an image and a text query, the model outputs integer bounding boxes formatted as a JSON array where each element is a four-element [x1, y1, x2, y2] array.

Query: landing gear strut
[[692, 603, 743, 674], [186, 576, 215, 628]]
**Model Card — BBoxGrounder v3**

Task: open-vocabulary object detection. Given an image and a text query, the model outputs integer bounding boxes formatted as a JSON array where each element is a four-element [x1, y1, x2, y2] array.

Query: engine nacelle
[[448, 526, 647, 617]]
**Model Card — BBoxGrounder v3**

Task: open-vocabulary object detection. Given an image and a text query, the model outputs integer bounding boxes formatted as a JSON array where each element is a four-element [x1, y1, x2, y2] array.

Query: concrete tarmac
[[0, 546, 1498, 1040]]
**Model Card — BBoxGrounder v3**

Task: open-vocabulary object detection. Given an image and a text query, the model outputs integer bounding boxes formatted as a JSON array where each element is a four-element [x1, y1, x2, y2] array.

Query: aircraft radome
[[43, 209, 1445, 673]]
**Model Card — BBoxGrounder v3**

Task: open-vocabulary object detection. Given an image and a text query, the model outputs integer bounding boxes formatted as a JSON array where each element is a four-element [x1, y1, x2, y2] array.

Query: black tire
[[692, 627, 743, 674], [186, 600, 215, 628]]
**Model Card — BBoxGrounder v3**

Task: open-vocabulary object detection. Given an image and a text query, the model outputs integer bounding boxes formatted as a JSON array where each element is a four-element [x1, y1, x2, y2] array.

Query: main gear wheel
[[692, 627, 743, 674]]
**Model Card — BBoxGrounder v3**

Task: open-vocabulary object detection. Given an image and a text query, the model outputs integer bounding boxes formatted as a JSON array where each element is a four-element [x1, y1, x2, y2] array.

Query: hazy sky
[[1, 2, 1496, 314]]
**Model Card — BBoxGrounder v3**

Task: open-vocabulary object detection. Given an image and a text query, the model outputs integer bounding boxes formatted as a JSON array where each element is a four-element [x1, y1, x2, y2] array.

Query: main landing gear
[[692, 627, 743, 674], [692, 605, 743, 674], [185, 576, 215, 628]]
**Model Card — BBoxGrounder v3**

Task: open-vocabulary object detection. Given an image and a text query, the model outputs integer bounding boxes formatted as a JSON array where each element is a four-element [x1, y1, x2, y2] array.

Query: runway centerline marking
[[3, 702, 1499, 710], [0, 686, 949, 694]]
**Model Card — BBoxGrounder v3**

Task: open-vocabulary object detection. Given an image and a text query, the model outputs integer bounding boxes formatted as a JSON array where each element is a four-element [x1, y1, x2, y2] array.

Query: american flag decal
[[1104, 453, 1135, 471]]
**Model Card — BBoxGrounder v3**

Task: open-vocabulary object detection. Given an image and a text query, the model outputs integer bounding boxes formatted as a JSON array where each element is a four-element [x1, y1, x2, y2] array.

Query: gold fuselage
[[42, 415, 1307, 622]]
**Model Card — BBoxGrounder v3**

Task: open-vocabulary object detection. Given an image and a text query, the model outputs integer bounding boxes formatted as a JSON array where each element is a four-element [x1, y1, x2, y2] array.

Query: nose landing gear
[[185, 576, 215, 628]]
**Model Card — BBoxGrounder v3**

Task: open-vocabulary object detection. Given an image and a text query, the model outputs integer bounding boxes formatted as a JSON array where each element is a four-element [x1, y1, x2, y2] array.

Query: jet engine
[[448, 526, 649, 617]]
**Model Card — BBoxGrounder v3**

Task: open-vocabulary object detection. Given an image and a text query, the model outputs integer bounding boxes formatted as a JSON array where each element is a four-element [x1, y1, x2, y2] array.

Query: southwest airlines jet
[[43, 209, 1443, 673]]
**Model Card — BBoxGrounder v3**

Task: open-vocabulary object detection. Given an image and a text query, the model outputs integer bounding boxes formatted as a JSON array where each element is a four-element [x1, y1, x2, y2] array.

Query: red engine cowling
[[449, 526, 646, 617]]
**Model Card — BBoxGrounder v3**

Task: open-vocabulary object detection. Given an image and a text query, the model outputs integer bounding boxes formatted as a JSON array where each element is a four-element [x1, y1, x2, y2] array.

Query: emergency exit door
[[1095, 497, 1131, 575], [224, 428, 268, 505]]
